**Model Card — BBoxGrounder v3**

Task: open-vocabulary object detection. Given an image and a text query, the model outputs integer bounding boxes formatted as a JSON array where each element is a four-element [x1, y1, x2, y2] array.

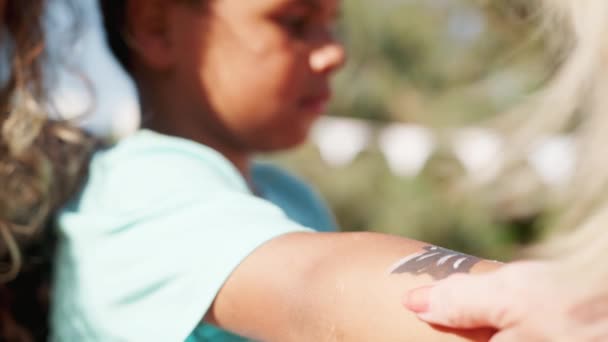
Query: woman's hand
[[404, 261, 608, 341]]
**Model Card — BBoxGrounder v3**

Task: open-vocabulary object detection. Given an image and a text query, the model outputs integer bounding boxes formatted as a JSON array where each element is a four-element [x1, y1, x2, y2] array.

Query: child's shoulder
[[92, 130, 242, 184], [73, 130, 248, 211], [98, 130, 226, 166]]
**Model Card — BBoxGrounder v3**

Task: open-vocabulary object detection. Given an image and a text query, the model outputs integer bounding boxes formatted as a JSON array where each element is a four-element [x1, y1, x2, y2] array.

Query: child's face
[[169, 0, 345, 151]]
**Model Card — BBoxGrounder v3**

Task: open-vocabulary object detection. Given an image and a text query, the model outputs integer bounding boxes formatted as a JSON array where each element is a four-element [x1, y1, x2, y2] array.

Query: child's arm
[[206, 231, 500, 341]]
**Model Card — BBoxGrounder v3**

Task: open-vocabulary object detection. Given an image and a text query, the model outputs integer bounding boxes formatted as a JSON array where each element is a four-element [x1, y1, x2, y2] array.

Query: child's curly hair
[[0, 1, 97, 340]]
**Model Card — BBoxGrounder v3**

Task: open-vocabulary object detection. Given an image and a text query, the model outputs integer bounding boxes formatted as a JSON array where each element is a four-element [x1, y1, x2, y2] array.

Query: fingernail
[[404, 285, 434, 313]]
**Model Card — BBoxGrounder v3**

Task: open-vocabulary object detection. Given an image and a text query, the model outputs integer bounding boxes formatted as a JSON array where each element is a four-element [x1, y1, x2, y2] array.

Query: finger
[[404, 273, 509, 329]]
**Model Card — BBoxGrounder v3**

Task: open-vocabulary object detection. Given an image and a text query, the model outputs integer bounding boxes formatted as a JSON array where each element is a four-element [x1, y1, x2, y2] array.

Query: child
[[51, 0, 500, 340]]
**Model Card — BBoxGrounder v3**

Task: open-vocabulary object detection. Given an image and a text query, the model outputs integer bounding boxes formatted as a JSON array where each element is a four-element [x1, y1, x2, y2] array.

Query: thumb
[[404, 273, 507, 329]]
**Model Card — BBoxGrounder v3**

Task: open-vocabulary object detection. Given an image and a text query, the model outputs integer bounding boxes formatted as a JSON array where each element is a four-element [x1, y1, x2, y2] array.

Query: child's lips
[[299, 91, 331, 114]]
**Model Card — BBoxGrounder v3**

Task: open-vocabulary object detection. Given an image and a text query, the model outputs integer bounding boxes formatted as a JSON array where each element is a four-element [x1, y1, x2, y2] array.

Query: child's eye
[[279, 15, 311, 37]]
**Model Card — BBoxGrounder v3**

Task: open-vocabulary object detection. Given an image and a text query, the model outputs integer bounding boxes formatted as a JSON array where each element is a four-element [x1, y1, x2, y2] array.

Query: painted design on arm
[[388, 246, 481, 280]]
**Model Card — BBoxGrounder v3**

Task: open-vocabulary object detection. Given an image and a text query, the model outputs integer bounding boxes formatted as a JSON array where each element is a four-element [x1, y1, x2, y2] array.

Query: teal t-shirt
[[51, 130, 337, 341]]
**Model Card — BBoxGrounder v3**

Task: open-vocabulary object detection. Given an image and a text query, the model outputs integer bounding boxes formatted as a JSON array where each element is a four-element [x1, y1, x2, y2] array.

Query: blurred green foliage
[[267, 0, 554, 261], [331, 0, 547, 126]]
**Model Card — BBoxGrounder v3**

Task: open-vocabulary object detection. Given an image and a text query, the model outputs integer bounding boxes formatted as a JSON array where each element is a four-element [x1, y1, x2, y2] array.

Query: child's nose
[[310, 42, 346, 75]]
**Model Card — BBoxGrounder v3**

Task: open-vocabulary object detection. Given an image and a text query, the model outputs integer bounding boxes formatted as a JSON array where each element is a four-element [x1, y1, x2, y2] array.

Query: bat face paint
[[388, 246, 482, 280]]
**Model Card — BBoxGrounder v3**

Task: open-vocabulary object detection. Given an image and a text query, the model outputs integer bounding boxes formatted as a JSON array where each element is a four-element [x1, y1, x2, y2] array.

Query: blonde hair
[[0, 0, 97, 339], [502, 0, 608, 265]]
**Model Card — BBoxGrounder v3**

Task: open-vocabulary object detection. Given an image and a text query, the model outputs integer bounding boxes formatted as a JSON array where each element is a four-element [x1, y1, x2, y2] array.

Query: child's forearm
[[209, 231, 500, 341]]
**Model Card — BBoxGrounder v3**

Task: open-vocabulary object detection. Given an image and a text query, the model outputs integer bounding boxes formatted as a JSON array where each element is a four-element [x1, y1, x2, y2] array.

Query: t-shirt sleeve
[[54, 142, 312, 341]]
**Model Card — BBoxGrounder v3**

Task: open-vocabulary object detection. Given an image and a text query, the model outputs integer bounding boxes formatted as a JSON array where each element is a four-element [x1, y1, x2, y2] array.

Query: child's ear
[[125, 0, 175, 69]]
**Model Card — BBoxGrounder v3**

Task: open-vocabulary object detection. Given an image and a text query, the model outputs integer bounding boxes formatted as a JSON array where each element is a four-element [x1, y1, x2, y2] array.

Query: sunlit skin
[[127, 0, 345, 180]]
